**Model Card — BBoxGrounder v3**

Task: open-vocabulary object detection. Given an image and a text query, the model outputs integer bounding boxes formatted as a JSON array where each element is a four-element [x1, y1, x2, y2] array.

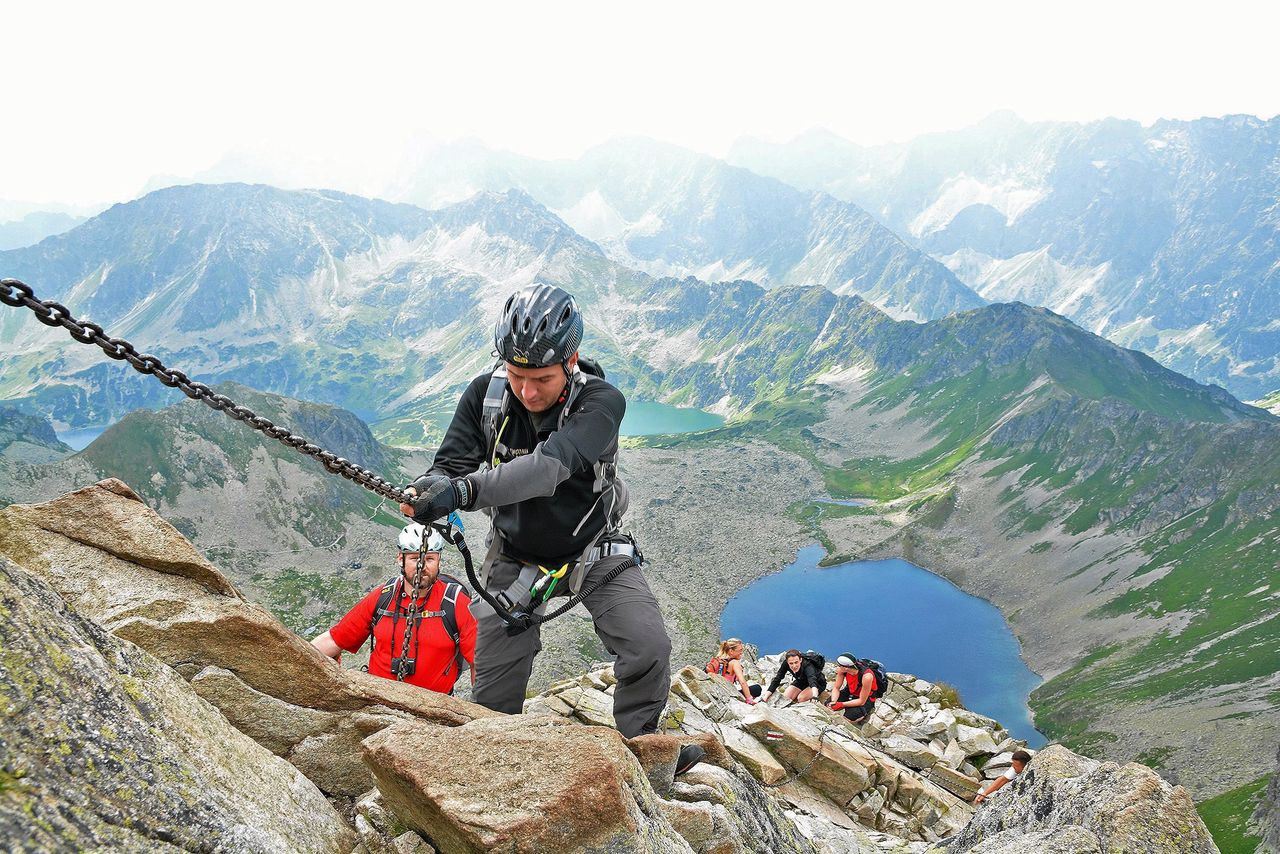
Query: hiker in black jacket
[[399, 285, 695, 772], [761, 649, 827, 703]]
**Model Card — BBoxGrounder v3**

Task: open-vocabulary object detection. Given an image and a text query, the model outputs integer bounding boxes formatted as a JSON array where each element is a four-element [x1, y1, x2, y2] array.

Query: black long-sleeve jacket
[[768, 658, 824, 693], [428, 370, 626, 565]]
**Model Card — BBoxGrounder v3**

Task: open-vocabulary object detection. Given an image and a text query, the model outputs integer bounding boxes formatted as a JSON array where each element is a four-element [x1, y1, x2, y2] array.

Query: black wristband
[[453, 475, 476, 510]]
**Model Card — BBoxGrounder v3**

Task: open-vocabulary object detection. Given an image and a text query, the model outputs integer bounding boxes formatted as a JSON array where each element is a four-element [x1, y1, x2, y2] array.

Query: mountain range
[[729, 112, 1280, 401], [1, 176, 1277, 828]]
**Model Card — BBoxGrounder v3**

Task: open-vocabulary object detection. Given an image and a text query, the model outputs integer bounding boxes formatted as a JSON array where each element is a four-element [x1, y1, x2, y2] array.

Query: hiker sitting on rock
[[706, 638, 761, 704], [397, 284, 698, 773], [974, 750, 1033, 804], [761, 649, 826, 704], [311, 523, 476, 694], [829, 653, 879, 723]]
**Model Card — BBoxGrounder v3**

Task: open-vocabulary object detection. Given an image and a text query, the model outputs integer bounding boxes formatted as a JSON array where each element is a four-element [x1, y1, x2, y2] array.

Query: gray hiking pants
[[472, 553, 672, 738]]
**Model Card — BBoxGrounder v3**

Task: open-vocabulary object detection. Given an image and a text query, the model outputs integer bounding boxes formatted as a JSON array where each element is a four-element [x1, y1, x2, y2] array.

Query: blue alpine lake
[[620, 400, 725, 436], [722, 544, 1046, 745], [55, 426, 108, 451]]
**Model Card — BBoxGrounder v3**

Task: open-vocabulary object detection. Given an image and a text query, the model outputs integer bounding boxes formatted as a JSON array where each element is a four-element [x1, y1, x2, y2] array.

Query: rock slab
[[362, 715, 694, 854], [0, 479, 496, 797], [0, 556, 354, 853], [941, 745, 1219, 853]]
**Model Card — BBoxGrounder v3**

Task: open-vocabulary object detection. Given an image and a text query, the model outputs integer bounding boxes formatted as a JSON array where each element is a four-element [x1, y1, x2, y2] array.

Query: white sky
[[4, 0, 1279, 208]]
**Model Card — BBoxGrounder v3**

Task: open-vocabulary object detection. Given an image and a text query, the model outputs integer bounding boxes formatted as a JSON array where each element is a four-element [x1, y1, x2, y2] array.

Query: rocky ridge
[[0, 406, 69, 464], [0, 479, 1219, 853], [528, 650, 1032, 848], [729, 113, 1280, 400]]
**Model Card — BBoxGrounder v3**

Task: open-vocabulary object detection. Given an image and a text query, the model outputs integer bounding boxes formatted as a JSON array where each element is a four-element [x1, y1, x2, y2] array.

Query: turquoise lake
[[722, 544, 1046, 745], [619, 401, 725, 436], [55, 427, 107, 451], [56, 399, 724, 452]]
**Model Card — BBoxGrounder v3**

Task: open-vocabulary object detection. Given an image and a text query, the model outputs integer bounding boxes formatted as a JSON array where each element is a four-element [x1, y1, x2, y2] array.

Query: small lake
[[56, 426, 108, 451], [620, 401, 724, 436], [722, 544, 1046, 745]]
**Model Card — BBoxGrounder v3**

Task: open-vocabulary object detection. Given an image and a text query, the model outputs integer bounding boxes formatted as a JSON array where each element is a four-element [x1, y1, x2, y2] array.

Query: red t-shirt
[[329, 577, 477, 694]]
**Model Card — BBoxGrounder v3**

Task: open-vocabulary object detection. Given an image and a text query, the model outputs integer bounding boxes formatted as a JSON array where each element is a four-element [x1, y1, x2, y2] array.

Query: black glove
[[406, 474, 475, 523]]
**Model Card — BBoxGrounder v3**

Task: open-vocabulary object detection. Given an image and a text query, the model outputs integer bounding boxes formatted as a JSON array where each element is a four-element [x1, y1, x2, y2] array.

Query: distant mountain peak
[[427, 189, 604, 257]]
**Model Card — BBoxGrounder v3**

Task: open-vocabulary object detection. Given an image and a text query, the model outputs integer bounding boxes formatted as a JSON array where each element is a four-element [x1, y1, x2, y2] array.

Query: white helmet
[[398, 523, 445, 554]]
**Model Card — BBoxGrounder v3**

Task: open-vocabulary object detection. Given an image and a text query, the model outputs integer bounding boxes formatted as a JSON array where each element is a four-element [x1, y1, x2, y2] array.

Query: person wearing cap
[[311, 523, 477, 694], [829, 653, 877, 723]]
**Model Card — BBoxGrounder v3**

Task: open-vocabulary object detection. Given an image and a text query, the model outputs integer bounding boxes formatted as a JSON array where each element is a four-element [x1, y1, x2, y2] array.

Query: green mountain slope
[[623, 283, 1278, 797], [0, 383, 423, 635]]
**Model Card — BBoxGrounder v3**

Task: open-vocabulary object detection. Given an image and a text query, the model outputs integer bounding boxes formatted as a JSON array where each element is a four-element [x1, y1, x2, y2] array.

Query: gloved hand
[[829, 701, 844, 711], [402, 474, 474, 523], [760, 691, 772, 703]]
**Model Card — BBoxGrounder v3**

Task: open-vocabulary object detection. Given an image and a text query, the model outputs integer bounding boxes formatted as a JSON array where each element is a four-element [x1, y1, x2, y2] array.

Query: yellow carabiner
[[537, 563, 571, 579]]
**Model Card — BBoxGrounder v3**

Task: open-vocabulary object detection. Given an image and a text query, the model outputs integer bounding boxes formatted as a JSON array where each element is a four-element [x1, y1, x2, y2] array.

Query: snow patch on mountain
[[642, 328, 705, 371], [943, 247, 1111, 318], [553, 191, 629, 244], [909, 174, 1045, 237], [828, 279, 923, 322]]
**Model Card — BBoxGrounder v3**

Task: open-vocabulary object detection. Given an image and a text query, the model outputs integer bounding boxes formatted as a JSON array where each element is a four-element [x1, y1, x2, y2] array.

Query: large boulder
[[362, 715, 693, 853], [0, 555, 354, 853], [740, 703, 877, 804], [665, 760, 827, 854], [0, 480, 496, 795], [941, 745, 1218, 853]]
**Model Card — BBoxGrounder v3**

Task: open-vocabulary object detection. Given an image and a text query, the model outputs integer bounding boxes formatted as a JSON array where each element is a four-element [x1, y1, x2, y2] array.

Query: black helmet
[[494, 283, 583, 368]]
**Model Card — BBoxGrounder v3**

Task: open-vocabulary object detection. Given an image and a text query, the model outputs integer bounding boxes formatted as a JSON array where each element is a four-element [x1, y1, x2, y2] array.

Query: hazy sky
[[5, 0, 1279, 208]]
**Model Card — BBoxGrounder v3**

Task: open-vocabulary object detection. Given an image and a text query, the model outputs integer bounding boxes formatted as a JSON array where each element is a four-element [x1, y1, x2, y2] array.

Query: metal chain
[[760, 722, 841, 788], [0, 278, 410, 505], [393, 545, 429, 681]]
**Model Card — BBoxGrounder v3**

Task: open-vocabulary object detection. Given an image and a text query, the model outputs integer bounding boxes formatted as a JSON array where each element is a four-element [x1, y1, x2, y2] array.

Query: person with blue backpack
[[311, 523, 476, 694]]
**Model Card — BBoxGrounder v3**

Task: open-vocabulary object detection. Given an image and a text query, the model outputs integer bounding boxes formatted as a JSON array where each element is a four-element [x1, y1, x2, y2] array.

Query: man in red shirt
[[312, 524, 477, 694]]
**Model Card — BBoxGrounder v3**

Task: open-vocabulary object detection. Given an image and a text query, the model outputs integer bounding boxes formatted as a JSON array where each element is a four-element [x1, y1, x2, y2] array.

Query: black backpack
[[800, 651, 828, 690], [802, 650, 826, 671], [859, 658, 889, 700], [368, 573, 470, 676], [577, 355, 606, 379]]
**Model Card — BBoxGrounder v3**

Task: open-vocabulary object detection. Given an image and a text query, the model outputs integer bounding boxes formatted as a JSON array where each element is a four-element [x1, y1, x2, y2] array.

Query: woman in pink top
[[706, 638, 760, 704]]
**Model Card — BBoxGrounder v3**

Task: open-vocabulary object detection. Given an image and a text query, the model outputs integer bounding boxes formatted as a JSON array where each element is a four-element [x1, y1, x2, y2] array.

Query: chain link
[[760, 722, 839, 788], [393, 545, 429, 681], [1, 278, 411, 505]]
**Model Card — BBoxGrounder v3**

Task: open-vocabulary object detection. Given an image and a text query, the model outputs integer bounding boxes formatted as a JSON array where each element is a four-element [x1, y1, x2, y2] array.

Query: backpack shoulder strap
[[858, 661, 883, 698], [368, 576, 401, 650], [440, 582, 462, 643], [438, 581, 468, 676], [482, 364, 510, 468]]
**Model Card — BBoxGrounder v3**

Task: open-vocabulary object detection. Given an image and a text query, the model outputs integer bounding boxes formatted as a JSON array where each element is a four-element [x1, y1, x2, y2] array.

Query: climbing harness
[[0, 278, 410, 505], [457, 527, 642, 638]]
